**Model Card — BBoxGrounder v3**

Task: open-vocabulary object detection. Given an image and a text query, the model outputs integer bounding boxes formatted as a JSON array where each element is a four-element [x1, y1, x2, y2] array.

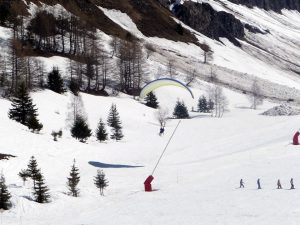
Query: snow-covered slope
[[1, 1, 300, 224], [97, 0, 300, 102], [1, 87, 300, 224]]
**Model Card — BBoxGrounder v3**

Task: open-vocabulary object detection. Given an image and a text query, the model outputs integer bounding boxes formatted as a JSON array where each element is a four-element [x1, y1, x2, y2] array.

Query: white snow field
[[1, 87, 300, 225]]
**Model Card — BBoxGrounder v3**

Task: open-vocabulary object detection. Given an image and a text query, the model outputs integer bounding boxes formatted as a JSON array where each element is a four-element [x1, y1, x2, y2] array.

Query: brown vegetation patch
[[96, 0, 198, 43]]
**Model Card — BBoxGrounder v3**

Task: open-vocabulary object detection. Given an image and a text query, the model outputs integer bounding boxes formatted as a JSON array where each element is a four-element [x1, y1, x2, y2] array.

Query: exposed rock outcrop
[[173, 2, 245, 46]]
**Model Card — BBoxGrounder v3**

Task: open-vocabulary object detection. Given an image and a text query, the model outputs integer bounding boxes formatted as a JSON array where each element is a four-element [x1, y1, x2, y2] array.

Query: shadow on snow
[[88, 161, 144, 169]]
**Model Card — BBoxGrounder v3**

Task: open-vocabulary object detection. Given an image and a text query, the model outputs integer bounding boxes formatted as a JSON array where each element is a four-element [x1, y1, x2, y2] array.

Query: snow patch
[[98, 6, 144, 37]]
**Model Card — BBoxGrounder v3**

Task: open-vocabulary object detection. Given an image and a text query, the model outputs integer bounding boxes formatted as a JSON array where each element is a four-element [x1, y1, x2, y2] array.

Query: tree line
[[8, 81, 124, 142], [0, 3, 148, 97]]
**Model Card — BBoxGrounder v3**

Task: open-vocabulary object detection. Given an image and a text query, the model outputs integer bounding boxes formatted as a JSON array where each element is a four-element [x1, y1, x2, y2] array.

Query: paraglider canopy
[[139, 78, 194, 100], [293, 131, 300, 145]]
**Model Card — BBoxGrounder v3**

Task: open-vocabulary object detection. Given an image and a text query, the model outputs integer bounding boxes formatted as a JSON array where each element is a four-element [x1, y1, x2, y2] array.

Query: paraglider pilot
[[257, 178, 261, 189], [240, 179, 244, 188], [290, 178, 295, 189], [159, 127, 165, 136], [277, 179, 282, 189]]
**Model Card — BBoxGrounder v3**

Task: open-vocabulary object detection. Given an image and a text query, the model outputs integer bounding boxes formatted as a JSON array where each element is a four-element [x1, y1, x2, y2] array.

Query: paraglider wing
[[139, 78, 194, 99]]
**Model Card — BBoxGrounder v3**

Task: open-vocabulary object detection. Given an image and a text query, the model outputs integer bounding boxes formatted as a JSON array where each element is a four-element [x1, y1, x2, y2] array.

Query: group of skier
[[239, 178, 295, 189]]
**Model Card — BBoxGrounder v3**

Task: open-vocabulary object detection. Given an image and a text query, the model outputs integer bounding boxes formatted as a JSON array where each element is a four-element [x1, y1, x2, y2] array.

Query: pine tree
[[208, 99, 214, 112], [33, 172, 50, 203], [107, 104, 124, 141], [27, 114, 43, 132], [18, 169, 30, 186], [47, 67, 65, 94], [145, 92, 159, 109], [27, 156, 40, 188], [67, 160, 80, 197], [71, 115, 92, 143], [96, 118, 108, 142], [198, 95, 208, 113], [69, 79, 79, 96], [94, 170, 108, 196], [0, 174, 11, 210], [8, 83, 38, 126], [173, 100, 189, 119]]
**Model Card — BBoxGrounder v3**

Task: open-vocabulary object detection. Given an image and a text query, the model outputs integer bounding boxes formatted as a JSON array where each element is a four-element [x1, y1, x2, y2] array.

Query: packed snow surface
[[1, 87, 300, 225]]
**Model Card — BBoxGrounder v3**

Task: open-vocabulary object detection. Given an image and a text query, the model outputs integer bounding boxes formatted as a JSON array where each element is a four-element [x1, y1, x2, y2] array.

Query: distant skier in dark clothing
[[290, 178, 295, 189], [277, 179, 282, 189], [240, 179, 244, 188], [159, 127, 165, 136], [257, 179, 261, 189]]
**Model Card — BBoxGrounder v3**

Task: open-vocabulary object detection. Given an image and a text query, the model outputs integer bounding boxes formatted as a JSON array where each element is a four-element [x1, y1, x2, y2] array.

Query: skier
[[290, 178, 295, 189], [239, 179, 244, 188], [257, 178, 261, 189], [159, 127, 165, 136], [277, 179, 282, 189]]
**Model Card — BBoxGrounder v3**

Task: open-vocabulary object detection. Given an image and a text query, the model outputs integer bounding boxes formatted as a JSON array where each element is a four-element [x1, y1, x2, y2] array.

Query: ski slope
[[1, 87, 300, 225], [0, 1, 300, 224]]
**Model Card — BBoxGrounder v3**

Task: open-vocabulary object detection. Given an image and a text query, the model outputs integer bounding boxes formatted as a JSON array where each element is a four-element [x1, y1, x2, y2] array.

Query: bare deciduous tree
[[155, 107, 169, 128], [117, 39, 146, 93], [209, 85, 228, 118], [66, 93, 87, 128], [185, 69, 196, 86], [248, 78, 264, 110], [155, 66, 164, 79], [167, 59, 176, 78], [202, 42, 213, 64], [209, 67, 217, 84], [110, 36, 118, 58]]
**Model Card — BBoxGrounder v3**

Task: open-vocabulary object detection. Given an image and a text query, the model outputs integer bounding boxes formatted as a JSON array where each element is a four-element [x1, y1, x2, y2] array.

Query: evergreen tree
[[107, 104, 124, 141], [94, 170, 108, 196], [173, 100, 189, 119], [27, 156, 41, 188], [47, 67, 65, 94], [71, 115, 92, 143], [198, 95, 208, 113], [145, 92, 159, 109], [67, 160, 80, 197], [27, 114, 43, 132], [208, 99, 214, 112], [69, 79, 79, 96], [96, 118, 108, 142], [0, 174, 11, 210], [33, 172, 50, 203], [18, 169, 30, 186], [8, 83, 38, 126]]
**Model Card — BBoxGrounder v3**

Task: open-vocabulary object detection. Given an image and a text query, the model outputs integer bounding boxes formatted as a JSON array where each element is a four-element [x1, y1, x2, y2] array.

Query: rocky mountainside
[[172, 2, 245, 46]]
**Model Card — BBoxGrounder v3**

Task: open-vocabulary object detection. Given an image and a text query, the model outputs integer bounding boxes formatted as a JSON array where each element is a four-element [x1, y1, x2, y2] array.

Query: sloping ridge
[[25, 0, 198, 43]]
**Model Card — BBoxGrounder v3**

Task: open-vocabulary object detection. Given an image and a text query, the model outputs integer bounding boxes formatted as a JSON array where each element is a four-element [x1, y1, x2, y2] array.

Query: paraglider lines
[[151, 120, 181, 176]]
